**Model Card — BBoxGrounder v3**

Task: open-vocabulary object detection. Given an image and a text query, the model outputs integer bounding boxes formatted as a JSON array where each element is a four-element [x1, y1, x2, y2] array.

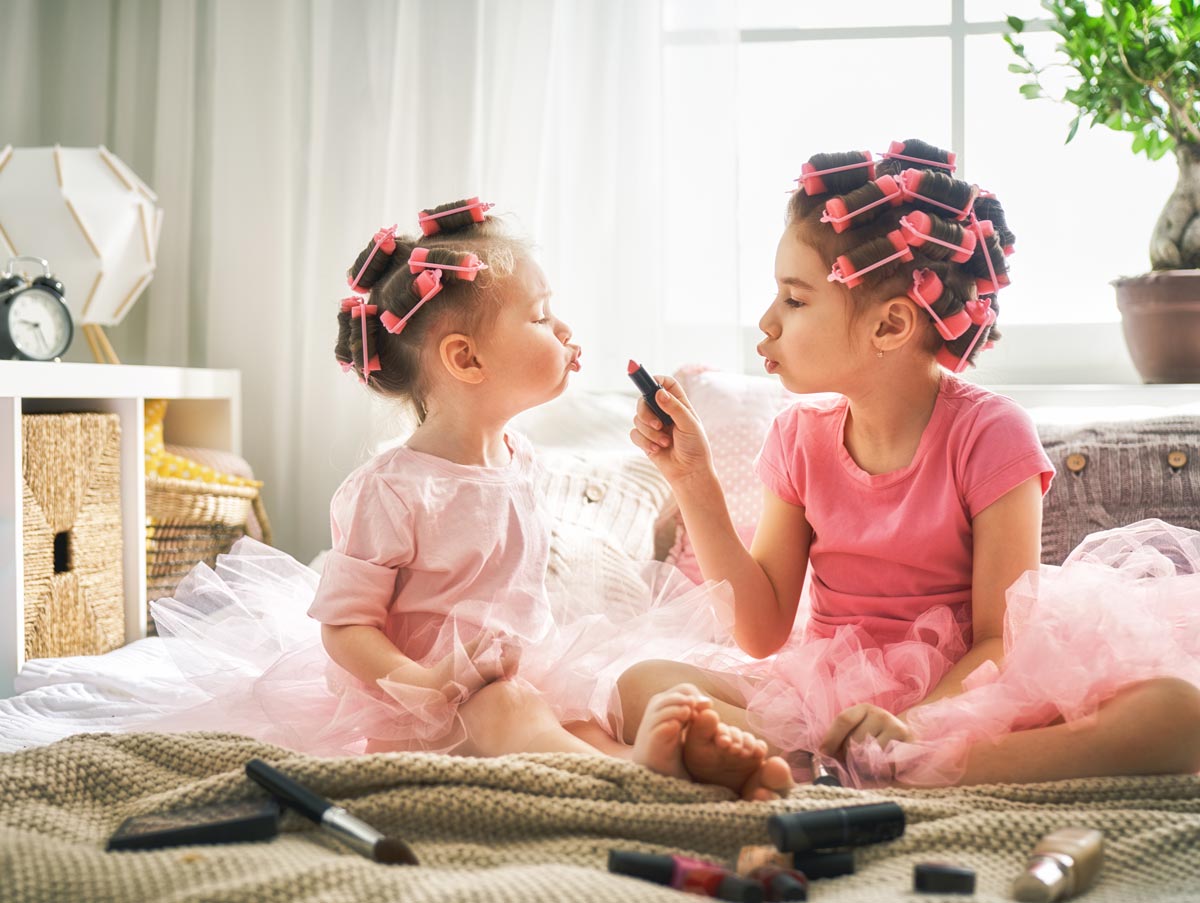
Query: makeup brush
[[811, 752, 843, 787], [245, 758, 418, 865]]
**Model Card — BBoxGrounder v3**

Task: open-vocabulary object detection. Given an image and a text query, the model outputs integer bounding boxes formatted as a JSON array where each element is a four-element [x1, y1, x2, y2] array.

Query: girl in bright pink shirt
[[619, 139, 1200, 787]]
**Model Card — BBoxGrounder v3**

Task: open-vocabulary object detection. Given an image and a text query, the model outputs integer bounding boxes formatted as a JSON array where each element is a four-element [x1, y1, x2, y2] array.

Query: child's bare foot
[[740, 755, 795, 801], [682, 708, 794, 800], [631, 684, 711, 780]]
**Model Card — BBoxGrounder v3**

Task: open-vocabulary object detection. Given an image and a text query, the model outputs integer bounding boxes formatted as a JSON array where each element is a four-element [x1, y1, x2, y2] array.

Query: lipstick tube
[[768, 802, 905, 853], [626, 360, 674, 427], [609, 850, 763, 902]]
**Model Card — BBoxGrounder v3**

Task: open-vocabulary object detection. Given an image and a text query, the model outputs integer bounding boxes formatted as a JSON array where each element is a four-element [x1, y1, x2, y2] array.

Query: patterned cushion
[[665, 366, 798, 582]]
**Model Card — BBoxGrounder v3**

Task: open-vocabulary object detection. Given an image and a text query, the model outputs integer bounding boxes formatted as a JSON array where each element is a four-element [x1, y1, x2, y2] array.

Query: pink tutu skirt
[[741, 519, 1200, 787], [143, 538, 742, 756]]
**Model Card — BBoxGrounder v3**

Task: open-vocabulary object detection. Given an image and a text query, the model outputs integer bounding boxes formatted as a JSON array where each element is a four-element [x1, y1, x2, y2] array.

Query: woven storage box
[[145, 474, 270, 611], [22, 412, 125, 659]]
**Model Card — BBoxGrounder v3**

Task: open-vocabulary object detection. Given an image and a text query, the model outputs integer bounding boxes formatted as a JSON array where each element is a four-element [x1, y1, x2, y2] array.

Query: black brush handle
[[246, 758, 331, 823]]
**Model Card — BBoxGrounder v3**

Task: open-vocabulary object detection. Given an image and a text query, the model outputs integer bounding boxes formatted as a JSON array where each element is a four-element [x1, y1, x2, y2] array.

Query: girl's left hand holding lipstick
[[628, 367, 714, 484]]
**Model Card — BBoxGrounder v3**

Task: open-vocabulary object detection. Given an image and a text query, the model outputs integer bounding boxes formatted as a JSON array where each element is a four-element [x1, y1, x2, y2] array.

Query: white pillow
[[537, 448, 673, 624]]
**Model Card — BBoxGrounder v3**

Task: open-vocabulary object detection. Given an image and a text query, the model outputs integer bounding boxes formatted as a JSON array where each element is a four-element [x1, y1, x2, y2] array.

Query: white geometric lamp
[[0, 145, 162, 343]]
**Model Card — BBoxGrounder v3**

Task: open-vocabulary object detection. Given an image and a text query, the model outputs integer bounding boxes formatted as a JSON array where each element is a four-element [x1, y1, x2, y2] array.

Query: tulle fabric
[[141, 537, 741, 756], [741, 519, 1200, 787]]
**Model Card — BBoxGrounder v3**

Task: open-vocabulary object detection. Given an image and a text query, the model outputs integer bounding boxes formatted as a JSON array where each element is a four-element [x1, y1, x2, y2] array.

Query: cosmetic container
[[747, 865, 808, 901], [1011, 827, 1104, 902], [736, 845, 793, 876], [913, 861, 975, 894], [608, 850, 763, 902], [735, 846, 856, 881], [767, 802, 905, 853], [791, 849, 855, 879], [810, 753, 842, 787]]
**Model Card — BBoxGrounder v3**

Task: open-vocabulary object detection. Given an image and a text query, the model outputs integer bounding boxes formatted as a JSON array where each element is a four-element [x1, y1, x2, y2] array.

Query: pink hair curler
[[346, 224, 398, 293], [827, 230, 913, 288], [899, 211, 978, 262], [380, 267, 444, 335], [880, 140, 956, 172], [936, 305, 996, 373], [898, 170, 977, 221], [965, 297, 993, 325], [339, 298, 381, 380], [975, 274, 1011, 295], [968, 211, 1010, 295], [820, 176, 903, 233], [407, 247, 487, 280], [797, 152, 875, 195], [908, 268, 970, 341], [418, 198, 494, 236]]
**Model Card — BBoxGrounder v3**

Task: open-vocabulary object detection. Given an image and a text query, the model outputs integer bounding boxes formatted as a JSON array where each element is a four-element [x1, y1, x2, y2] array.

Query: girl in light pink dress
[[147, 201, 792, 800], [618, 139, 1200, 788]]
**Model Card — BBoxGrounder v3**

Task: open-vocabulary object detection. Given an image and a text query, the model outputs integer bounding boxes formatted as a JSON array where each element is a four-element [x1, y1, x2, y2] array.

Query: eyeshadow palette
[[106, 798, 280, 851]]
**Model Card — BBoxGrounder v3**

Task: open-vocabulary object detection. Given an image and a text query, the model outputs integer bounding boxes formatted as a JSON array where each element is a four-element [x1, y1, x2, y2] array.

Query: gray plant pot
[[1113, 270, 1200, 383]]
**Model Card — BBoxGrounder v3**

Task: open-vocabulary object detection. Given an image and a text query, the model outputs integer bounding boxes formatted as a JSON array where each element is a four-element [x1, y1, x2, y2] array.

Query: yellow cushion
[[143, 399, 261, 488]]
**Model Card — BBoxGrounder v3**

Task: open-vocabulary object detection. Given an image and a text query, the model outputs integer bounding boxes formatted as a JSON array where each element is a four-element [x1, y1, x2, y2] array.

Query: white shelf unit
[[0, 361, 241, 698]]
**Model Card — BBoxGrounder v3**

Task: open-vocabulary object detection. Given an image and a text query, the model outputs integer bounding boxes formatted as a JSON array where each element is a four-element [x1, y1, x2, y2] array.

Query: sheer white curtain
[[2, 0, 668, 562]]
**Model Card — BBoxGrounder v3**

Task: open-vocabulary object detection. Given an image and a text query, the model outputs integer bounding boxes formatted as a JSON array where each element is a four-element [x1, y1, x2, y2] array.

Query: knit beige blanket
[[3, 732, 1198, 903]]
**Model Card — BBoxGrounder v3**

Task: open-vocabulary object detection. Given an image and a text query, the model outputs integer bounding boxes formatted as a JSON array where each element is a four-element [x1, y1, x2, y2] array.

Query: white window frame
[[664, 2, 1144, 387]]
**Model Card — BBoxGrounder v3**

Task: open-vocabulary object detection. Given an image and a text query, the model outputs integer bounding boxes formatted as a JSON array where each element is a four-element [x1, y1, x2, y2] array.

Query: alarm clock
[[0, 256, 73, 361]]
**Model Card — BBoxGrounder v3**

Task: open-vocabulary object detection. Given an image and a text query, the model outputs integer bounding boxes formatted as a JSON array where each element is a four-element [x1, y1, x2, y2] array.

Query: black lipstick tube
[[768, 802, 905, 853], [627, 361, 674, 427]]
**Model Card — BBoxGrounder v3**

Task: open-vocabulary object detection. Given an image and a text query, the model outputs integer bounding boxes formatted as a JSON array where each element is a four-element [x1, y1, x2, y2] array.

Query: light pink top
[[308, 432, 552, 660], [754, 376, 1054, 646]]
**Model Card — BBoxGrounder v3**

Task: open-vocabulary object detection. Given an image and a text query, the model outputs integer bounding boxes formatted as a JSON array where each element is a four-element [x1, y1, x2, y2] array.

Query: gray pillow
[[1037, 416, 1200, 565]]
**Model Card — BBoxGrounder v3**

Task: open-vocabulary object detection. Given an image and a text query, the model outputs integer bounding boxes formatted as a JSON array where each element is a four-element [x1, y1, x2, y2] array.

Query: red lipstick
[[626, 360, 674, 427]]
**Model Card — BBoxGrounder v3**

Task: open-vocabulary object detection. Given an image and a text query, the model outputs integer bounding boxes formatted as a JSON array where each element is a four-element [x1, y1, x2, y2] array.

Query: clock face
[[9, 288, 72, 359]]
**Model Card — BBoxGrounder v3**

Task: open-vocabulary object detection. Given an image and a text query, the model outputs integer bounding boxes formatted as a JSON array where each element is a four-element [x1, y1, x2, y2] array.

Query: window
[[661, 1, 1177, 380]]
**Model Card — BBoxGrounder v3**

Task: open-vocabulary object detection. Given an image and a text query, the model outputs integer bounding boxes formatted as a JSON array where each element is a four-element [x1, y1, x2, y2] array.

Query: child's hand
[[629, 375, 713, 485], [819, 703, 912, 762], [436, 630, 522, 701], [380, 631, 521, 706]]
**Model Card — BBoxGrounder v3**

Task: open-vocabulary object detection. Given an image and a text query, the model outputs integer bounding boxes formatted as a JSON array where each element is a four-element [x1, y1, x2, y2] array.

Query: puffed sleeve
[[308, 471, 414, 629], [754, 406, 806, 507], [958, 396, 1055, 519]]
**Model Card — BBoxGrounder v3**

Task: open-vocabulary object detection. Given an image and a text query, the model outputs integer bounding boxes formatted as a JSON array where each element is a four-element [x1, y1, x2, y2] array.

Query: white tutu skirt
[[741, 519, 1200, 787], [138, 537, 743, 756]]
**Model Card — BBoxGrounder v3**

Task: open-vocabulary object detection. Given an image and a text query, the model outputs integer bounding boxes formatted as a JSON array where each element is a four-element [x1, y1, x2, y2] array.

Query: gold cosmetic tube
[[1012, 827, 1104, 902]]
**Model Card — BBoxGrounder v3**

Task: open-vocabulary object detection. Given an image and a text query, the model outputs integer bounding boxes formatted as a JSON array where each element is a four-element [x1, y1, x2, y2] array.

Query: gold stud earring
[[876, 350, 884, 358]]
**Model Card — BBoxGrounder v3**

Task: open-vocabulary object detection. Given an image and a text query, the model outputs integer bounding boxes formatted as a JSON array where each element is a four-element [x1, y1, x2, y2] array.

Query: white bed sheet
[[0, 638, 205, 753]]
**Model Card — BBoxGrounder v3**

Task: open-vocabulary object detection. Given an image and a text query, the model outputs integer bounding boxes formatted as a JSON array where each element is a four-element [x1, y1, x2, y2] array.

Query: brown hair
[[335, 200, 530, 419], [787, 140, 1013, 366]]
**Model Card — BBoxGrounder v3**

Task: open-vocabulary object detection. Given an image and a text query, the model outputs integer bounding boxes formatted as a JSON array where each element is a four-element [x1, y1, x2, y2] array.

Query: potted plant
[[1006, 0, 1200, 383]]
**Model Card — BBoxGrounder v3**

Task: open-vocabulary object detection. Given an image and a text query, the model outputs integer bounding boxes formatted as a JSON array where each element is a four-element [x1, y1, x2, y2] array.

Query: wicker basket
[[22, 412, 125, 659], [145, 473, 272, 613]]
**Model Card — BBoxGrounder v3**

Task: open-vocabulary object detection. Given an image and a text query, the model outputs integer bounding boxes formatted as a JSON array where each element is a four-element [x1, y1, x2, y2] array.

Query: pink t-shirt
[[308, 432, 552, 659], [754, 376, 1054, 646]]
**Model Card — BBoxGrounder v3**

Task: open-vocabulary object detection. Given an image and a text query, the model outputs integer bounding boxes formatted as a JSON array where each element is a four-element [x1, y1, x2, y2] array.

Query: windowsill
[[957, 321, 1142, 385], [978, 383, 1200, 416]]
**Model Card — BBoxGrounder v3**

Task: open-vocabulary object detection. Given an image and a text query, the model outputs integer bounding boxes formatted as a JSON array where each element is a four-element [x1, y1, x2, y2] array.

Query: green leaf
[[1019, 83, 1044, 99], [1006, 15, 1026, 32], [1066, 113, 1082, 143], [1007, 63, 1032, 74]]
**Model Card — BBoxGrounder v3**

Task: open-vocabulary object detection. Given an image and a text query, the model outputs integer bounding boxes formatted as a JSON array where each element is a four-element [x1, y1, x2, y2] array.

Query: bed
[[3, 369, 1200, 901]]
